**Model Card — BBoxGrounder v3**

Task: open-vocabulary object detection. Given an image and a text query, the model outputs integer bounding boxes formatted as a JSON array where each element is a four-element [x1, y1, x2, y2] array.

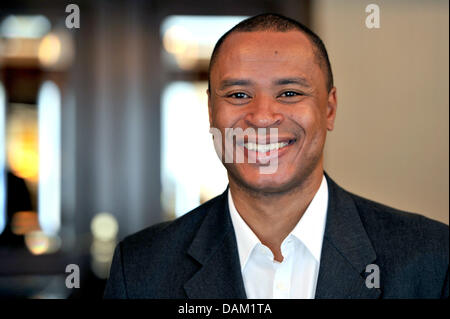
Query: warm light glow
[[0, 83, 5, 234], [163, 25, 193, 55], [161, 15, 248, 69], [6, 107, 39, 182], [37, 31, 75, 70], [1, 38, 41, 60], [25, 231, 49, 255], [38, 34, 61, 67], [163, 25, 199, 70], [24, 230, 61, 255], [91, 212, 119, 241], [11, 211, 40, 235], [174, 45, 199, 70], [7, 130, 39, 181]]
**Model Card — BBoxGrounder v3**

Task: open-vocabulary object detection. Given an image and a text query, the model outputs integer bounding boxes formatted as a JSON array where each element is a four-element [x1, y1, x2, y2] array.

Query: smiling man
[[104, 14, 448, 299]]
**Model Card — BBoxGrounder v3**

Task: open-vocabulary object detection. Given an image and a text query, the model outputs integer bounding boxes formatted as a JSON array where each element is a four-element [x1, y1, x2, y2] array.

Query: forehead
[[212, 30, 320, 85]]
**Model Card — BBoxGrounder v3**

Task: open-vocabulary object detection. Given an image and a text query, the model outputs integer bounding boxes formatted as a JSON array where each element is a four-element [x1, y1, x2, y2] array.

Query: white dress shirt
[[228, 175, 329, 299]]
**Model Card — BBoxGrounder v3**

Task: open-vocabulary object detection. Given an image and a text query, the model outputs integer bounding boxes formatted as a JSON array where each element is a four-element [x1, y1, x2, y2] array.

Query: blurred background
[[0, 0, 447, 298]]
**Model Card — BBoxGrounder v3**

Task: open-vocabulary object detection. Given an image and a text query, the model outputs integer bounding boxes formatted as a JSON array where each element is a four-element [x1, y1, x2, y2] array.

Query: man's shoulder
[[350, 191, 448, 235], [326, 175, 448, 242], [331, 182, 448, 298], [346, 190, 449, 255]]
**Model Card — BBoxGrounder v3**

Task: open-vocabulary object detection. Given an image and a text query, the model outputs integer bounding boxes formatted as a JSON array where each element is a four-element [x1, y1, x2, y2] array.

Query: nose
[[244, 94, 284, 128]]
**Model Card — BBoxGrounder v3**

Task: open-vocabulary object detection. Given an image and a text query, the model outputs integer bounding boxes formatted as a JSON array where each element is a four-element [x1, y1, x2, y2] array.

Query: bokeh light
[[38, 33, 61, 67], [90, 212, 118, 242], [24, 230, 61, 255]]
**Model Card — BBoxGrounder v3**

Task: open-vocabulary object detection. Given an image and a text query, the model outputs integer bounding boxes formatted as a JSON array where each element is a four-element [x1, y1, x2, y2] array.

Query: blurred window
[[161, 81, 228, 218], [160, 16, 248, 218], [37, 81, 61, 236]]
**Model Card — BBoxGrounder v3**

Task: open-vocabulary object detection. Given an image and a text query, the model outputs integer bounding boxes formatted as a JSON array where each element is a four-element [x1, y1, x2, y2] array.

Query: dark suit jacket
[[104, 174, 449, 298]]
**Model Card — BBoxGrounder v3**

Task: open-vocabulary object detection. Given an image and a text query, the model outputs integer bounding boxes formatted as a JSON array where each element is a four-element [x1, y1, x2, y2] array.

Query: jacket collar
[[314, 173, 380, 298], [184, 173, 380, 299], [184, 189, 247, 298]]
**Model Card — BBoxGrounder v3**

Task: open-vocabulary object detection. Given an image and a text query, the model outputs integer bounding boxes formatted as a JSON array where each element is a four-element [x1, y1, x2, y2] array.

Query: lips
[[243, 139, 296, 153], [232, 138, 296, 165]]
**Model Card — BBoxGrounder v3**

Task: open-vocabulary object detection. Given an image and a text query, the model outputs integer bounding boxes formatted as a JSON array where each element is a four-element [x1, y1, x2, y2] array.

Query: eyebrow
[[219, 79, 253, 90], [273, 77, 311, 88], [218, 77, 311, 90]]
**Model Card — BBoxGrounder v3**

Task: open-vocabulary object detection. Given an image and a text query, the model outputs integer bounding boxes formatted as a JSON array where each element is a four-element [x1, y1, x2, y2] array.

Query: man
[[104, 13, 448, 299]]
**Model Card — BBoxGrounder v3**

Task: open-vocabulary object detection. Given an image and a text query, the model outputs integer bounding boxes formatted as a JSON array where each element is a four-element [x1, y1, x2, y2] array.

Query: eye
[[227, 92, 251, 99], [279, 91, 302, 97]]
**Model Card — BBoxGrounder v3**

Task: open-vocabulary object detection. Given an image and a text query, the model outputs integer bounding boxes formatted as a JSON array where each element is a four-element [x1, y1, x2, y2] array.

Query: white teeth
[[243, 142, 289, 152]]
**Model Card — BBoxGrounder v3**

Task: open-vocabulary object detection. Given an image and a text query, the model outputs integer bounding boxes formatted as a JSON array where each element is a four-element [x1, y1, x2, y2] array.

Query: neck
[[228, 168, 324, 262]]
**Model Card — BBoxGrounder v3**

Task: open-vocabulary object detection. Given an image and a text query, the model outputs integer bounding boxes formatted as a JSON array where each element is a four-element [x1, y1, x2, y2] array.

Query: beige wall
[[312, 0, 449, 224]]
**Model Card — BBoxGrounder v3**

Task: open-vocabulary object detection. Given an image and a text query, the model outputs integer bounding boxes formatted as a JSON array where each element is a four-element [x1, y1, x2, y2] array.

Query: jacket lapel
[[315, 174, 381, 298], [184, 190, 247, 299], [183, 174, 381, 299]]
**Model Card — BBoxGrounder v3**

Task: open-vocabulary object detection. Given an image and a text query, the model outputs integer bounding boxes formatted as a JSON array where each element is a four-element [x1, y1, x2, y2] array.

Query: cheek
[[210, 105, 226, 128], [211, 103, 241, 128], [289, 106, 324, 133]]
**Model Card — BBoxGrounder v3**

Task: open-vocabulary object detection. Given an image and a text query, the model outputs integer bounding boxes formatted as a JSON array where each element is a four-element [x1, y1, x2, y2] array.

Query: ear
[[207, 88, 213, 128], [326, 87, 337, 131]]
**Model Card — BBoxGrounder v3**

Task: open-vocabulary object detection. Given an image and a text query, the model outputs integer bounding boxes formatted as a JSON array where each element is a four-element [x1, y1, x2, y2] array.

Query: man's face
[[208, 31, 337, 194]]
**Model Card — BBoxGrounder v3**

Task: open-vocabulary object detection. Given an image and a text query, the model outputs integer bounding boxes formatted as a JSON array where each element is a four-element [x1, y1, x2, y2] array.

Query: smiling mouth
[[242, 139, 296, 152]]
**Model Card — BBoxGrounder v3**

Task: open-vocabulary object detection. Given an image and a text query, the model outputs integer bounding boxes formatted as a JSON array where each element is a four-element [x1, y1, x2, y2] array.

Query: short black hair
[[208, 13, 334, 92]]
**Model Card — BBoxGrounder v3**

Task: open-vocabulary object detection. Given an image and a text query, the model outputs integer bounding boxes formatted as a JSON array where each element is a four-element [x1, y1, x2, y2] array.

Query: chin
[[226, 157, 322, 195], [228, 165, 298, 195]]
